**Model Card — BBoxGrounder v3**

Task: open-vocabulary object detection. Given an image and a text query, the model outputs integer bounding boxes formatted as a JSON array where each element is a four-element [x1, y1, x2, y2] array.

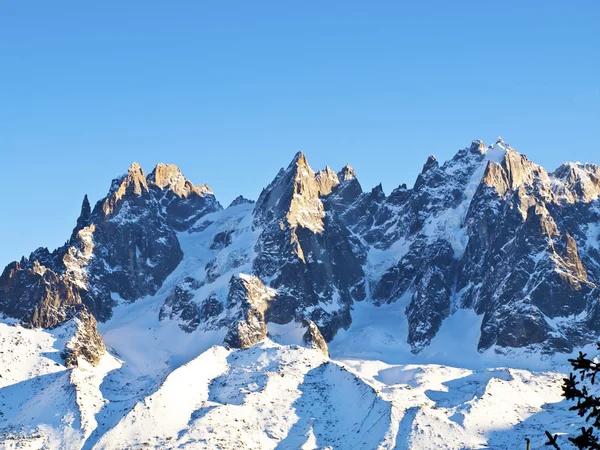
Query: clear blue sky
[[1, 1, 599, 268]]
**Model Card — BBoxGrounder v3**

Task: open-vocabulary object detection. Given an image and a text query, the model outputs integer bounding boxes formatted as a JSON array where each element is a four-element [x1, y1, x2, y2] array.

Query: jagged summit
[[123, 162, 149, 193], [101, 162, 149, 216], [286, 151, 310, 170], [421, 155, 438, 173], [95, 161, 222, 230], [148, 163, 214, 198], [228, 195, 255, 208], [78, 195, 91, 224], [255, 152, 326, 232], [338, 163, 356, 181], [148, 163, 186, 190], [551, 161, 600, 203], [469, 139, 487, 153]]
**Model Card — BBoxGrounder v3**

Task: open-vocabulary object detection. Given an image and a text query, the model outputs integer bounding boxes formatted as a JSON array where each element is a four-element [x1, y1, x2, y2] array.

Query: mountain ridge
[[2, 139, 600, 448], [2, 139, 600, 362]]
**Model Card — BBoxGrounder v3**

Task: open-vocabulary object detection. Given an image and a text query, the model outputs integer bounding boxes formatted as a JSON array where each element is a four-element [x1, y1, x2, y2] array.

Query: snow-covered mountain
[[2, 139, 600, 449]]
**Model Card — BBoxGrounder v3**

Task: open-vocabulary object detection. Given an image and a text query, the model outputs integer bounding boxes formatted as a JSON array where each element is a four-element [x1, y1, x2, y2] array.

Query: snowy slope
[[0, 321, 586, 449]]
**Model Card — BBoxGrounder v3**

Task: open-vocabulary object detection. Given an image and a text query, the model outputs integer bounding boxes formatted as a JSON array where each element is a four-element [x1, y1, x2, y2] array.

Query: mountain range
[[1, 138, 599, 449]]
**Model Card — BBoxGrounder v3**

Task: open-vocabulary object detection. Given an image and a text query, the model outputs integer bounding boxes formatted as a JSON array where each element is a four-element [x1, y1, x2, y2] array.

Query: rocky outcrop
[[0, 260, 83, 329], [224, 274, 276, 349], [159, 277, 203, 332], [302, 319, 329, 357], [2, 162, 220, 323], [451, 146, 599, 353], [60, 307, 106, 368]]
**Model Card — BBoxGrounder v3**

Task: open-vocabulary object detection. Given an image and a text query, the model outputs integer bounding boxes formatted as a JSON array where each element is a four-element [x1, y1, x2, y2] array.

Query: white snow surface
[[0, 316, 587, 450]]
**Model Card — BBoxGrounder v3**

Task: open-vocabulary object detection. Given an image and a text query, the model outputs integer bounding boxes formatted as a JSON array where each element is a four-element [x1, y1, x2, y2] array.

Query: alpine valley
[[2, 138, 600, 449]]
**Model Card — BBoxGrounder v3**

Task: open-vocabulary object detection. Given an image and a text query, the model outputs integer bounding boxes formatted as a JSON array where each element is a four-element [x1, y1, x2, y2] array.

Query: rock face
[[0, 162, 221, 365], [252, 153, 366, 341], [362, 140, 600, 353], [224, 274, 276, 349], [2, 141, 600, 359], [60, 307, 106, 368], [148, 163, 220, 231], [159, 277, 204, 333], [302, 319, 329, 357], [0, 260, 84, 329]]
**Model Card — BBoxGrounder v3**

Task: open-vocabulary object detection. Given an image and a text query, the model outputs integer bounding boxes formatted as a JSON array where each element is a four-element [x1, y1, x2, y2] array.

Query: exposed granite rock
[[199, 293, 224, 322], [101, 162, 149, 217], [359, 139, 600, 354], [0, 260, 83, 329], [224, 274, 276, 349], [301, 319, 329, 357], [210, 230, 233, 251], [147, 163, 222, 231], [60, 307, 106, 368], [453, 147, 599, 352], [74, 195, 92, 234], [252, 152, 366, 341], [552, 162, 600, 203], [159, 277, 203, 332]]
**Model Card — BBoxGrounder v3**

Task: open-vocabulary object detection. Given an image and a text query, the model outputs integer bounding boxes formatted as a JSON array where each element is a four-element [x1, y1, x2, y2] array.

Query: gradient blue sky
[[1, 1, 599, 267]]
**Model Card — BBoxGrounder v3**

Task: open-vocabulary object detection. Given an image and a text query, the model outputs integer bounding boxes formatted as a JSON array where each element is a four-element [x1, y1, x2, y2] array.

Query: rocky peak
[[72, 195, 92, 237], [60, 307, 106, 368], [480, 145, 550, 199], [422, 155, 438, 173], [469, 140, 487, 154], [338, 164, 356, 182], [148, 163, 214, 199], [292, 151, 309, 168], [28, 247, 53, 268], [148, 162, 185, 189], [254, 152, 327, 233], [315, 166, 340, 196], [228, 195, 255, 208], [326, 163, 363, 207], [80, 195, 91, 222], [371, 183, 385, 199], [302, 319, 329, 357], [258, 153, 360, 216], [553, 162, 584, 183], [101, 162, 149, 216], [552, 162, 600, 203], [122, 162, 149, 195]]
